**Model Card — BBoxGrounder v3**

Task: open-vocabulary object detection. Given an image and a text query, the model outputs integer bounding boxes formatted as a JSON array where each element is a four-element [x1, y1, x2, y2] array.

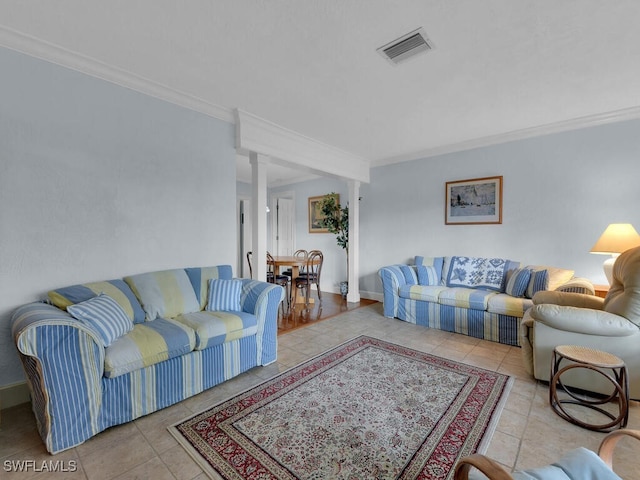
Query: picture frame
[[308, 194, 339, 233], [445, 176, 503, 225]]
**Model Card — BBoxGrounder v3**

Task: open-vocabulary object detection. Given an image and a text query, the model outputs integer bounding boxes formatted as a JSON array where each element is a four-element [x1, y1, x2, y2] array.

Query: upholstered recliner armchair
[[521, 246, 640, 399]]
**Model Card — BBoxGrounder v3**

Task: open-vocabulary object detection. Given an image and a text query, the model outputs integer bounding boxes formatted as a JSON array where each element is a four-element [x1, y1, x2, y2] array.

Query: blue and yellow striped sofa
[[379, 256, 594, 346], [11, 265, 284, 454]]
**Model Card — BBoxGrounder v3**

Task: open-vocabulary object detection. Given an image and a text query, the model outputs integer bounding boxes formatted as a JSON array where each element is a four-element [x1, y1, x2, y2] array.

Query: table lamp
[[590, 223, 640, 284]]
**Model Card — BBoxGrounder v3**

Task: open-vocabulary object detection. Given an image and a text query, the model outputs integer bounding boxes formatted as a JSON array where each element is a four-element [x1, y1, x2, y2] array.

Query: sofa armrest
[[529, 304, 639, 336], [239, 279, 284, 365], [12, 302, 105, 454], [378, 265, 409, 317], [532, 290, 605, 309], [554, 276, 596, 295]]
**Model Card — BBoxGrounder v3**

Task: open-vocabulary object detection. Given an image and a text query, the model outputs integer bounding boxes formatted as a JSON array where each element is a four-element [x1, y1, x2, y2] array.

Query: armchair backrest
[[604, 246, 640, 326]]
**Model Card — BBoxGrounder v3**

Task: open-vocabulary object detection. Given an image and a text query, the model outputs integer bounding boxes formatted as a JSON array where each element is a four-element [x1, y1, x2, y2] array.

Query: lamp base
[[603, 256, 617, 285]]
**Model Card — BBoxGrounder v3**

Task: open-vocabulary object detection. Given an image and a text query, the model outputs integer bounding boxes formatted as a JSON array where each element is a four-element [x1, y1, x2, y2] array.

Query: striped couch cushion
[[124, 269, 200, 321], [399, 265, 418, 284], [526, 269, 549, 298], [398, 284, 448, 302], [48, 279, 146, 324], [438, 287, 497, 311], [185, 265, 234, 309], [526, 265, 575, 294], [67, 294, 133, 347], [414, 256, 445, 281], [505, 268, 531, 297], [104, 318, 196, 378], [416, 265, 439, 286], [487, 293, 533, 317], [174, 311, 258, 350], [207, 279, 242, 311]]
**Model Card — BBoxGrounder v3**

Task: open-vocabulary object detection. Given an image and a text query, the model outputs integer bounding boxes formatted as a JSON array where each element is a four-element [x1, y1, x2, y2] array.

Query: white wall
[[358, 119, 640, 297], [269, 178, 349, 293], [0, 47, 237, 387]]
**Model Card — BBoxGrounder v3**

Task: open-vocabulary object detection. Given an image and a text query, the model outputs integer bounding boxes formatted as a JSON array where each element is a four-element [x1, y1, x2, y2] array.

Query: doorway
[[271, 193, 295, 257]]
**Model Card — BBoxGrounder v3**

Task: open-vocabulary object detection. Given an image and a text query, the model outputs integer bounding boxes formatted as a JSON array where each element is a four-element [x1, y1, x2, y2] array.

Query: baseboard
[[0, 381, 30, 410], [323, 287, 382, 303], [359, 290, 383, 302]]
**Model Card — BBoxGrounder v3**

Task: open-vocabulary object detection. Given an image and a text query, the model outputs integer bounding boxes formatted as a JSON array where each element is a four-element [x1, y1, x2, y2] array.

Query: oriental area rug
[[169, 336, 512, 480]]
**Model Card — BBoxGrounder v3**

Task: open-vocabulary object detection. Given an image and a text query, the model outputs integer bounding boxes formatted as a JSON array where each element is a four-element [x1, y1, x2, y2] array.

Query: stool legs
[[550, 349, 629, 432]]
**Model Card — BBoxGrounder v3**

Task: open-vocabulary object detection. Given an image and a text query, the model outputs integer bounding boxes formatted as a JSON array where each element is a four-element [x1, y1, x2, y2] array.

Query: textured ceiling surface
[[2, 1, 640, 184]]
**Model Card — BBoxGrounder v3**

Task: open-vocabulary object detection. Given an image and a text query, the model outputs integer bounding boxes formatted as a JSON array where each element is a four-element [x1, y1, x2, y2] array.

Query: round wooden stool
[[550, 345, 629, 432]]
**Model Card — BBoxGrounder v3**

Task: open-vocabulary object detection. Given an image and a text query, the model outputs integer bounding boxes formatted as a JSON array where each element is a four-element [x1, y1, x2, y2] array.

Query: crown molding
[[236, 109, 370, 183], [373, 105, 640, 167], [0, 25, 234, 123]]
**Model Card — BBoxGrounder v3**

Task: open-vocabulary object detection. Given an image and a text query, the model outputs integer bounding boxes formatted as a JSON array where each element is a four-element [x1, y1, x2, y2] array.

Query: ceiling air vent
[[377, 27, 433, 65]]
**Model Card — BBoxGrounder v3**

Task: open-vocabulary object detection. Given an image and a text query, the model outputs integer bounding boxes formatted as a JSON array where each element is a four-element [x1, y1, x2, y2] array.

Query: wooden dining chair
[[246, 251, 253, 279], [282, 249, 308, 278], [266, 252, 290, 312], [294, 250, 323, 306]]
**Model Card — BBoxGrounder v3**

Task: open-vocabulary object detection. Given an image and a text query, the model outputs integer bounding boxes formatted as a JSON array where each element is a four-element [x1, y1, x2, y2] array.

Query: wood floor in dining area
[[277, 291, 378, 333]]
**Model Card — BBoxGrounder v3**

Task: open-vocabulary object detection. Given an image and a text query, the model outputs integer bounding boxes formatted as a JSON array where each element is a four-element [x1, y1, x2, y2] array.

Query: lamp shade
[[590, 223, 640, 255]]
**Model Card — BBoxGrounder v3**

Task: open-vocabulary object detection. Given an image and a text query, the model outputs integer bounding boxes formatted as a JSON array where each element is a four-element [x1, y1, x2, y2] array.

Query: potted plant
[[318, 193, 349, 297]]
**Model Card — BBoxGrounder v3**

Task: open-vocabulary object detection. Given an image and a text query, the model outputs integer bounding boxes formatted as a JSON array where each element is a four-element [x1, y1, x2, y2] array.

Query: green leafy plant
[[318, 193, 348, 252], [318, 193, 349, 290]]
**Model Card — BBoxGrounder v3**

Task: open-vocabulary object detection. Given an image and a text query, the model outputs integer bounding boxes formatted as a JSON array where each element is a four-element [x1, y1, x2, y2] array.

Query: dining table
[[268, 255, 321, 304]]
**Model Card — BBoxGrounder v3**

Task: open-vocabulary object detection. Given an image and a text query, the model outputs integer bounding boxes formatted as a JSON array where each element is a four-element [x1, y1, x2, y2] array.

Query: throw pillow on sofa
[[67, 293, 133, 347], [505, 268, 531, 298], [446, 256, 510, 291], [399, 265, 418, 285], [416, 265, 439, 286], [185, 265, 234, 309], [207, 278, 243, 311], [525, 265, 575, 297], [48, 279, 146, 324], [415, 256, 444, 280], [124, 269, 200, 321], [526, 269, 549, 298]]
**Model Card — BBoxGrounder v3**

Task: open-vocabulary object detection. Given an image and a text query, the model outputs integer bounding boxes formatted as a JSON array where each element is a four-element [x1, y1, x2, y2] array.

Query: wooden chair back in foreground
[[453, 429, 640, 479]]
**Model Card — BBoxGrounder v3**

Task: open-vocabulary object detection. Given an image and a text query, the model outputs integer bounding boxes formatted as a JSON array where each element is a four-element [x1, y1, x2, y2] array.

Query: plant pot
[[339, 281, 348, 298]]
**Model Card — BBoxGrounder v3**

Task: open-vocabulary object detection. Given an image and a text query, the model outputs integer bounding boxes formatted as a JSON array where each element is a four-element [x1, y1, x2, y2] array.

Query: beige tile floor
[[1, 303, 638, 479]]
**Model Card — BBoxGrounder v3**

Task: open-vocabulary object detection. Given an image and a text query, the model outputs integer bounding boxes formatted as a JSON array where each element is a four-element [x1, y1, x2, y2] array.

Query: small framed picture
[[308, 194, 339, 233], [445, 176, 503, 225]]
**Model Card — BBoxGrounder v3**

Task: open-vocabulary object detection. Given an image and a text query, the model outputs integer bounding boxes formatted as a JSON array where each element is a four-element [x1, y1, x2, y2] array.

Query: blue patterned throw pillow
[[48, 279, 146, 324], [446, 256, 510, 291], [415, 256, 444, 281], [67, 293, 133, 347], [505, 268, 531, 297], [206, 279, 243, 311], [526, 269, 549, 298]]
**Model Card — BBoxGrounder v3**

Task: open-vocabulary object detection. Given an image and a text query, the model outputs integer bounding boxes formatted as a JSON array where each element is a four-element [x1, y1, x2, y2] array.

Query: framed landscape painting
[[308, 194, 339, 233], [445, 176, 502, 225]]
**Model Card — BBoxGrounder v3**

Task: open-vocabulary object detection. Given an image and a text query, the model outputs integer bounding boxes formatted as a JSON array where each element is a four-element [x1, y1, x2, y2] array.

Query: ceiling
[[2, 1, 640, 186]]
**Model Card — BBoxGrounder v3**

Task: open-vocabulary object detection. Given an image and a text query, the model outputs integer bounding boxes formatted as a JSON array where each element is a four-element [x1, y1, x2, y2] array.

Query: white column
[[250, 152, 268, 282], [347, 180, 360, 303]]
